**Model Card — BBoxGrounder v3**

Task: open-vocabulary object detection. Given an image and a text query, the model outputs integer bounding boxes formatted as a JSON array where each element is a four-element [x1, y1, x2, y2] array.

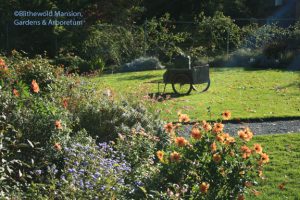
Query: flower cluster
[[60, 142, 131, 198], [155, 111, 269, 199]]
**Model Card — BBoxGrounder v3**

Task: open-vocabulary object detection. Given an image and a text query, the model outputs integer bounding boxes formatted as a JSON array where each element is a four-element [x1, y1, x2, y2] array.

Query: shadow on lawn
[[116, 74, 160, 81], [147, 92, 185, 101]]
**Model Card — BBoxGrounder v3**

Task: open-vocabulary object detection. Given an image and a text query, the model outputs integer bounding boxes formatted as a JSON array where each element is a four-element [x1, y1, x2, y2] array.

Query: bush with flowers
[[1, 52, 270, 199], [147, 112, 269, 199]]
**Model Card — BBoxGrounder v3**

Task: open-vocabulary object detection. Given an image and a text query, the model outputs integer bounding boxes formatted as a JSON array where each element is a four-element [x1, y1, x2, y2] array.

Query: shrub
[[194, 12, 241, 56], [144, 113, 269, 199], [121, 57, 164, 72], [6, 51, 63, 93], [81, 23, 145, 68], [74, 92, 168, 144], [53, 52, 87, 74]]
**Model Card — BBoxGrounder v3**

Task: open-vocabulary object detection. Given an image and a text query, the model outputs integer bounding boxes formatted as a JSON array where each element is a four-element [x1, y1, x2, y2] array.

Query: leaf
[[27, 139, 34, 148], [19, 170, 23, 177]]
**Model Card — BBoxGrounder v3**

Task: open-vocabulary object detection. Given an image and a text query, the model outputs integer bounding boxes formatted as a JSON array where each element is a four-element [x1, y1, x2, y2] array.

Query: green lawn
[[91, 68, 300, 121], [246, 133, 300, 200]]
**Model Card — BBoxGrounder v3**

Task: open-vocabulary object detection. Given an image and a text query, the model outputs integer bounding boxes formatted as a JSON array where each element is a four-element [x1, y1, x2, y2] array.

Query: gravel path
[[179, 119, 300, 137]]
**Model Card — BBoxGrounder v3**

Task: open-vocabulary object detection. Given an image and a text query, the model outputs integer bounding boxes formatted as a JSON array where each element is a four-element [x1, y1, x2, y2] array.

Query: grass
[[246, 133, 300, 200], [91, 68, 300, 122]]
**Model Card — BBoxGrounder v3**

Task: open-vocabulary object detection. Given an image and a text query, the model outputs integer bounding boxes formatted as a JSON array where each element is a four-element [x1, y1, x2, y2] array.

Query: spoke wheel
[[192, 79, 210, 93], [172, 74, 192, 95]]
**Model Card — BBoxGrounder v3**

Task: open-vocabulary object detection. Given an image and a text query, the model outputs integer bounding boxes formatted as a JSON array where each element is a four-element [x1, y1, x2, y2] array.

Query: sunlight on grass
[[91, 68, 300, 121], [246, 133, 300, 199]]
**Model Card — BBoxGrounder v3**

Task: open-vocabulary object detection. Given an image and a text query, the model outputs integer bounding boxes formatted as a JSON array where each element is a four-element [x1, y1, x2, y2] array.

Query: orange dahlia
[[164, 122, 174, 133], [12, 88, 20, 97], [210, 142, 217, 152], [55, 120, 62, 130], [200, 182, 210, 193], [221, 110, 231, 120], [238, 127, 253, 142], [175, 137, 187, 147], [253, 144, 263, 154], [213, 123, 224, 133], [170, 151, 181, 162], [54, 143, 62, 151], [0, 58, 5, 66], [31, 80, 40, 93], [178, 114, 190, 123], [240, 145, 252, 159], [190, 128, 202, 140], [213, 153, 222, 163], [259, 153, 270, 164], [202, 121, 212, 131]]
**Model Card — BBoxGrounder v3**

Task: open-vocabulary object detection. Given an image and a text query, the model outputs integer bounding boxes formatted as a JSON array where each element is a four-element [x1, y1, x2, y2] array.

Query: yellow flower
[[190, 128, 202, 140], [156, 150, 164, 161], [200, 182, 210, 193], [221, 110, 231, 120]]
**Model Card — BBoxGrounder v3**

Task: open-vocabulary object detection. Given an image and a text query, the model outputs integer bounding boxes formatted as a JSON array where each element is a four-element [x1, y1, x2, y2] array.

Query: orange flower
[[156, 150, 164, 161], [55, 120, 62, 129], [253, 144, 263, 154], [170, 151, 181, 162], [175, 137, 187, 147], [54, 143, 62, 151], [202, 121, 212, 131], [244, 181, 253, 188], [190, 128, 202, 140], [221, 110, 231, 120], [216, 134, 225, 143], [240, 145, 252, 159], [62, 98, 69, 109], [278, 182, 285, 190], [12, 88, 20, 97], [210, 142, 217, 152], [213, 123, 224, 133], [213, 153, 222, 163], [164, 122, 174, 133], [178, 114, 190, 123], [199, 182, 210, 193], [225, 135, 235, 145], [31, 80, 40, 93], [0, 58, 5, 66], [237, 194, 245, 200], [259, 153, 269, 164], [238, 127, 253, 142]]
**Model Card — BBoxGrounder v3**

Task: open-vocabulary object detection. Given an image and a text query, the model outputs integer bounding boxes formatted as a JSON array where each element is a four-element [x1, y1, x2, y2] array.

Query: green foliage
[[145, 117, 268, 199], [193, 12, 241, 56], [81, 23, 145, 68], [145, 14, 189, 63]]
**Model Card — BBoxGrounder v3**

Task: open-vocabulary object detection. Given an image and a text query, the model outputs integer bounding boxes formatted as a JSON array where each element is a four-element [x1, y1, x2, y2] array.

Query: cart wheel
[[172, 74, 192, 95], [192, 79, 210, 93]]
